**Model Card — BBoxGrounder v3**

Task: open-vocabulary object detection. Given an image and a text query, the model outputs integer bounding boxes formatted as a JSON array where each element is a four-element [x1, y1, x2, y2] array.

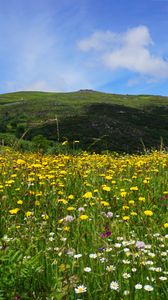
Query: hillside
[[0, 90, 168, 153]]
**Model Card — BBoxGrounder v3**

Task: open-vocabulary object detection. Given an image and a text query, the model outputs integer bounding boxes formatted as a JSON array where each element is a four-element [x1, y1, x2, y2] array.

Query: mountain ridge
[[0, 90, 168, 153]]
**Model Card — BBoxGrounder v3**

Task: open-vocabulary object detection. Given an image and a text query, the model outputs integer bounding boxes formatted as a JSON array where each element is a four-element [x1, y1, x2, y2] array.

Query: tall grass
[[0, 148, 168, 299]]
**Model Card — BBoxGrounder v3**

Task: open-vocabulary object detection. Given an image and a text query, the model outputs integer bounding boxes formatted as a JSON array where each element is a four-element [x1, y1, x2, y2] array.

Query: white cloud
[[78, 26, 168, 80], [77, 30, 118, 51]]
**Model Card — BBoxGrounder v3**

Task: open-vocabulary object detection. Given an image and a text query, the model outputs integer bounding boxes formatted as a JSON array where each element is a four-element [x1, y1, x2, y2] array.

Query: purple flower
[[106, 212, 113, 218], [101, 230, 111, 238], [135, 241, 145, 249]]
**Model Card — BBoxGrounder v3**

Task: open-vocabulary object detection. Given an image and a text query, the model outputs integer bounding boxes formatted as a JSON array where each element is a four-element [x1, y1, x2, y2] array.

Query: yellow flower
[[59, 264, 66, 271], [121, 191, 127, 197], [79, 215, 89, 220], [67, 206, 75, 211], [102, 186, 111, 192], [130, 211, 137, 216], [58, 199, 68, 204], [9, 208, 20, 215], [58, 218, 64, 224], [139, 197, 145, 202], [122, 216, 130, 221], [111, 180, 116, 184], [62, 141, 68, 145], [16, 225, 21, 229], [35, 200, 40, 206], [101, 201, 110, 206], [122, 205, 129, 210], [16, 159, 26, 165], [25, 211, 33, 217], [105, 175, 112, 180], [68, 194, 74, 199], [83, 192, 93, 198], [130, 186, 138, 191], [63, 226, 70, 231], [128, 200, 135, 205], [17, 200, 23, 205], [163, 223, 168, 228], [42, 214, 49, 220], [144, 210, 153, 216]]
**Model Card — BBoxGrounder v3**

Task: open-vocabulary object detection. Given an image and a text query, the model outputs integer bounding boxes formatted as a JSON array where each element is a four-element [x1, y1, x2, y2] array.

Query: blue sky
[[0, 0, 168, 95]]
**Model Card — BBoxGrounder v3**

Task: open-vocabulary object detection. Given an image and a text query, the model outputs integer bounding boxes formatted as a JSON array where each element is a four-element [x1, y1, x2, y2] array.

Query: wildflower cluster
[[0, 149, 168, 299]]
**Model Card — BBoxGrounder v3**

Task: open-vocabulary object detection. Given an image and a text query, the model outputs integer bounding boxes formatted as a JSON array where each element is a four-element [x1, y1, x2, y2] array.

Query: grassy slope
[[0, 90, 168, 152]]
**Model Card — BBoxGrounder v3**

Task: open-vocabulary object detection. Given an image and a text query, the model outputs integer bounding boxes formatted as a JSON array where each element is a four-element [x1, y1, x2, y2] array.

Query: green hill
[[0, 90, 168, 153]]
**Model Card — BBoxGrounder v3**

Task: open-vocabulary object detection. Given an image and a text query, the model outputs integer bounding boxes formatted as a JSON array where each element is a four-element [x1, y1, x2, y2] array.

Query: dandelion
[[144, 210, 153, 216], [17, 200, 23, 205], [122, 216, 130, 221], [63, 226, 70, 231], [79, 214, 89, 220], [83, 192, 92, 198], [139, 197, 145, 202], [130, 186, 138, 191], [102, 186, 111, 192], [101, 200, 110, 206], [74, 285, 87, 294], [110, 281, 119, 291], [9, 208, 20, 215], [164, 223, 168, 228], [25, 211, 33, 217], [131, 211, 137, 216], [67, 206, 75, 211]]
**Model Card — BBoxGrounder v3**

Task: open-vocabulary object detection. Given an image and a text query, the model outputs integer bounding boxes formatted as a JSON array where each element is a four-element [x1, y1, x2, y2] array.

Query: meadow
[[0, 148, 168, 299]]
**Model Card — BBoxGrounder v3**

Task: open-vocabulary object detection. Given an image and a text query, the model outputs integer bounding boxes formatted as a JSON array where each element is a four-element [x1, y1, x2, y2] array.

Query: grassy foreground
[[0, 149, 168, 299]]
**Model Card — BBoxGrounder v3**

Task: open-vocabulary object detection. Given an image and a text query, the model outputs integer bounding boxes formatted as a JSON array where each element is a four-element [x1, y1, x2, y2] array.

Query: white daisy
[[75, 285, 87, 294], [106, 265, 116, 272], [110, 281, 119, 291], [144, 285, 154, 291], [84, 267, 91, 272], [122, 272, 131, 279], [123, 290, 130, 295], [159, 276, 167, 281], [89, 253, 97, 258], [135, 284, 142, 290], [74, 254, 82, 259]]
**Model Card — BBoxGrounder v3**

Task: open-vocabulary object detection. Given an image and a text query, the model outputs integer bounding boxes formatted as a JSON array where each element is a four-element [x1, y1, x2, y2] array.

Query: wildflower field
[[0, 149, 168, 300]]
